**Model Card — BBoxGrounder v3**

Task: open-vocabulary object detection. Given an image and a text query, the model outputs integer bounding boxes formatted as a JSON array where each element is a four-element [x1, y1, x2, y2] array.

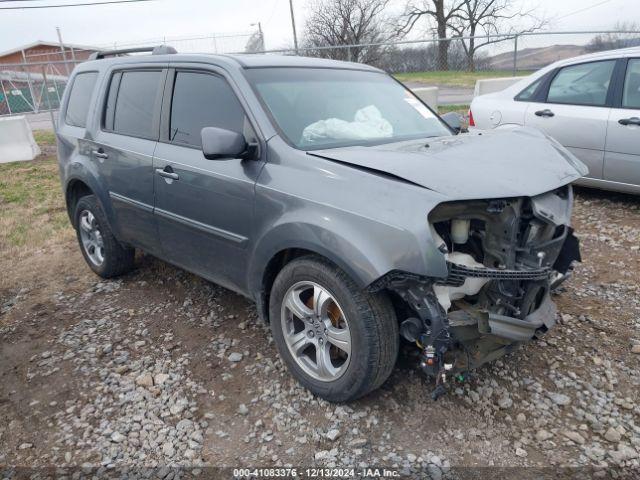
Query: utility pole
[[252, 22, 265, 52], [56, 26, 70, 76], [288, 0, 299, 54], [257, 22, 264, 51]]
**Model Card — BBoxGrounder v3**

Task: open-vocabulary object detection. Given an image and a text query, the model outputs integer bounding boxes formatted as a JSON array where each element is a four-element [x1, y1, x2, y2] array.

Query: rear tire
[[269, 255, 398, 402], [74, 195, 135, 278]]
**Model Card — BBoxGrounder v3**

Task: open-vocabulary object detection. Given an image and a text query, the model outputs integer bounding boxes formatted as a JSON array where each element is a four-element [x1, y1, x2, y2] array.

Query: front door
[[604, 58, 640, 186], [524, 59, 617, 179], [92, 67, 166, 255], [153, 68, 264, 293]]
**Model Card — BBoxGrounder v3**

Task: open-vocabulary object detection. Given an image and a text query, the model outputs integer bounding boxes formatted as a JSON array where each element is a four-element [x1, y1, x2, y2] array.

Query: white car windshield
[[245, 67, 451, 150]]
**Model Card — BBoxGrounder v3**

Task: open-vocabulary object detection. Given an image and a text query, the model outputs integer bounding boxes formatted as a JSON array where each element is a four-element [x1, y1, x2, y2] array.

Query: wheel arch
[[63, 169, 115, 230], [65, 178, 94, 226], [248, 223, 399, 323]]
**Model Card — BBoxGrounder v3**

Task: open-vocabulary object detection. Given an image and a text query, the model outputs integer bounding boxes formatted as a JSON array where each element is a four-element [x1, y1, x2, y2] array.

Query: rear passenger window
[[65, 72, 98, 128], [107, 70, 163, 139], [170, 71, 245, 147], [622, 59, 640, 108], [547, 60, 615, 107]]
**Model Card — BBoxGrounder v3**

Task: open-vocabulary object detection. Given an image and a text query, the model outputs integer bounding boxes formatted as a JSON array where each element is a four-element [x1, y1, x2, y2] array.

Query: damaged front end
[[373, 185, 581, 399]]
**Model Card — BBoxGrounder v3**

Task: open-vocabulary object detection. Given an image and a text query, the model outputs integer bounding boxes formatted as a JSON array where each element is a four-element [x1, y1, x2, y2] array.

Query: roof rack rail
[[89, 45, 177, 60]]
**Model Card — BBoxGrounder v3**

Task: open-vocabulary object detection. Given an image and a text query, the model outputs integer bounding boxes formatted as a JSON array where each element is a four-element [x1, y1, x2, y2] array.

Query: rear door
[[523, 59, 617, 179], [92, 66, 166, 255], [603, 58, 640, 186], [153, 66, 264, 293]]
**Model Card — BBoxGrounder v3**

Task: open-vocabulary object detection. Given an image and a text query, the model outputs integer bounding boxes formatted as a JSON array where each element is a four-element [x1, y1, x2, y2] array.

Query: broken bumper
[[487, 292, 556, 341]]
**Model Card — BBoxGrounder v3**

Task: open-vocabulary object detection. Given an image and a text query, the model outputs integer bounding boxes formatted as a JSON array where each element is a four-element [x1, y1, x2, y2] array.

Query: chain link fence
[[1, 29, 639, 127], [0, 60, 83, 117], [98, 31, 259, 55], [257, 30, 640, 74]]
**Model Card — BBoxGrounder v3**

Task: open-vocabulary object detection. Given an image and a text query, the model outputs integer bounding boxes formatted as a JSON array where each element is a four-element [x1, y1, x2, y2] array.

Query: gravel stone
[[326, 429, 341, 441], [515, 448, 528, 457], [604, 427, 622, 443], [549, 393, 572, 406], [228, 352, 243, 362], [536, 430, 553, 442], [562, 430, 586, 445]]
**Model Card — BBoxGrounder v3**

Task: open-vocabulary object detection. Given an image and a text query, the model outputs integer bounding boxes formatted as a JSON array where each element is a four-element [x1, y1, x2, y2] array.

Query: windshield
[[244, 67, 451, 150]]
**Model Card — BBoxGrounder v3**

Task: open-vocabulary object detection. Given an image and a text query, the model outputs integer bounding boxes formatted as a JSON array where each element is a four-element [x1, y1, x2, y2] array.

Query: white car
[[469, 46, 640, 194]]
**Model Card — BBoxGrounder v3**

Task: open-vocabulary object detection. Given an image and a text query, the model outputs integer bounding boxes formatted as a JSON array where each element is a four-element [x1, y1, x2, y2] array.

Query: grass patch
[[33, 130, 57, 147], [395, 70, 530, 88], [0, 156, 72, 252], [438, 104, 470, 115]]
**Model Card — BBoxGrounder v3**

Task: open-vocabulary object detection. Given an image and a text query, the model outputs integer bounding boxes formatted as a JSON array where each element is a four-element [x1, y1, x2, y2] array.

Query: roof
[[222, 53, 382, 71], [552, 45, 640, 68], [0, 40, 100, 58], [78, 51, 382, 73]]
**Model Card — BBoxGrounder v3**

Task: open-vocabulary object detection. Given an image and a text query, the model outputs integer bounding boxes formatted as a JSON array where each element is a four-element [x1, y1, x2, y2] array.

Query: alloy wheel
[[280, 281, 352, 382], [78, 210, 105, 266]]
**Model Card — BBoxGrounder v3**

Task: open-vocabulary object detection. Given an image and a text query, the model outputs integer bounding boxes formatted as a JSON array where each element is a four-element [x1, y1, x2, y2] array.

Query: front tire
[[269, 255, 399, 402], [74, 195, 135, 278]]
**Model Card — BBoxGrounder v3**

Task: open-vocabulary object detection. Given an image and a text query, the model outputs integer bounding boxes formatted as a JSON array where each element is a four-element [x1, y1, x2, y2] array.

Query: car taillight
[[468, 109, 475, 127]]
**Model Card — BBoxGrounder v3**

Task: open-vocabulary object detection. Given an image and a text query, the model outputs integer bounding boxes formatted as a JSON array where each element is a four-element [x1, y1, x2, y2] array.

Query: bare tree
[[586, 22, 640, 53], [449, 0, 546, 71], [303, 0, 397, 64], [397, 1, 466, 70]]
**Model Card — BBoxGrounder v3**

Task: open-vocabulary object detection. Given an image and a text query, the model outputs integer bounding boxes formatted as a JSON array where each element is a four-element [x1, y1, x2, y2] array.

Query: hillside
[[489, 44, 587, 70]]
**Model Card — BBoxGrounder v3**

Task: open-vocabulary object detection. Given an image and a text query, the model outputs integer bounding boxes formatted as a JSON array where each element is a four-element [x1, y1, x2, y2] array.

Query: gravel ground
[[1, 187, 639, 478]]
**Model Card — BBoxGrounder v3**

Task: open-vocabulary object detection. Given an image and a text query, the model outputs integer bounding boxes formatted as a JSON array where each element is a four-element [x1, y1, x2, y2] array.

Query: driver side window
[[546, 60, 616, 107]]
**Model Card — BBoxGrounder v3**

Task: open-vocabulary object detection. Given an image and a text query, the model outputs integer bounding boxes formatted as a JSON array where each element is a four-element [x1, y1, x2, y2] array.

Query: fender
[[63, 162, 118, 235], [246, 213, 448, 299]]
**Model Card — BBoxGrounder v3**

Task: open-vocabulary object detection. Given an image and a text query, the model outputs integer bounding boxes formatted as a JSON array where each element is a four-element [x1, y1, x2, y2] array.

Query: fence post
[[512, 34, 518, 76], [21, 50, 38, 114], [0, 78, 11, 115], [42, 65, 56, 132]]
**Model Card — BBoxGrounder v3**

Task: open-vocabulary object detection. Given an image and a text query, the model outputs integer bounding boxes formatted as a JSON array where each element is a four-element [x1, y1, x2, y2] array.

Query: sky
[[0, 0, 639, 55]]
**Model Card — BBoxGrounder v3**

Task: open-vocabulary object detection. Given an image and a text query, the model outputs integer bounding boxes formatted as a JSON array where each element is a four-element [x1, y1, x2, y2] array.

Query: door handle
[[619, 117, 640, 126], [156, 166, 179, 181], [534, 109, 555, 118], [91, 148, 108, 159]]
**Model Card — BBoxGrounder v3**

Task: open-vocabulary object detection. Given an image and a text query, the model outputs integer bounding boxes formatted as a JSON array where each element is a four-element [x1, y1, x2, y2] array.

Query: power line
[[556, 0, 613, 21], [0, 0, 155, 9]]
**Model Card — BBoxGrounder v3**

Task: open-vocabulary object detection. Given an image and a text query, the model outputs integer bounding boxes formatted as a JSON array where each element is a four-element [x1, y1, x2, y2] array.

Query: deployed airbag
[[301, 105, 393, 145]]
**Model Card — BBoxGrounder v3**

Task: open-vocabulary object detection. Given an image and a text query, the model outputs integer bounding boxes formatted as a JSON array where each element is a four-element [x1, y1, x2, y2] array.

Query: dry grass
[[33, 130, 56, 146], [0, 133, 73, 258]]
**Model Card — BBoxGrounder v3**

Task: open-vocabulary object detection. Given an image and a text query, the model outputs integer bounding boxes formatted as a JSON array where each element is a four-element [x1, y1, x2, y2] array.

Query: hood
[[308, 127, 588, 200]]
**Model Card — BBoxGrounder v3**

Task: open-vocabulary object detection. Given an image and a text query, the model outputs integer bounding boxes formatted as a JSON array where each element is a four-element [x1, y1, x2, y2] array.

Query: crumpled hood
[[308, 127, 588, 200]]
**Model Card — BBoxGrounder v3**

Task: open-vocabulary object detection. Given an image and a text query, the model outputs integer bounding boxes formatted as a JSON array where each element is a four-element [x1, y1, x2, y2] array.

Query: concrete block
[[411, 87, 438, 112], [474, 77, 522, 97], [0, 115, 41, 163]]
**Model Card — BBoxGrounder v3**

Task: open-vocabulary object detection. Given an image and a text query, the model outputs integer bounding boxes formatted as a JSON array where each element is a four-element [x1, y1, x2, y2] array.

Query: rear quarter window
[[65, 72, 98, 128], [515, 77, 543, 102]]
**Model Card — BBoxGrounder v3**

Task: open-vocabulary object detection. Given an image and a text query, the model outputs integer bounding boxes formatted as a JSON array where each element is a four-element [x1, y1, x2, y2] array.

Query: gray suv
[[57, 46, 585, 402]]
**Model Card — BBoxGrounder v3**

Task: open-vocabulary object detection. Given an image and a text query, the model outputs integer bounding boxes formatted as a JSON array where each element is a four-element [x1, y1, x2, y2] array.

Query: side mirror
[[441, 112, 463, 134], [201, 127, 247, 160]]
